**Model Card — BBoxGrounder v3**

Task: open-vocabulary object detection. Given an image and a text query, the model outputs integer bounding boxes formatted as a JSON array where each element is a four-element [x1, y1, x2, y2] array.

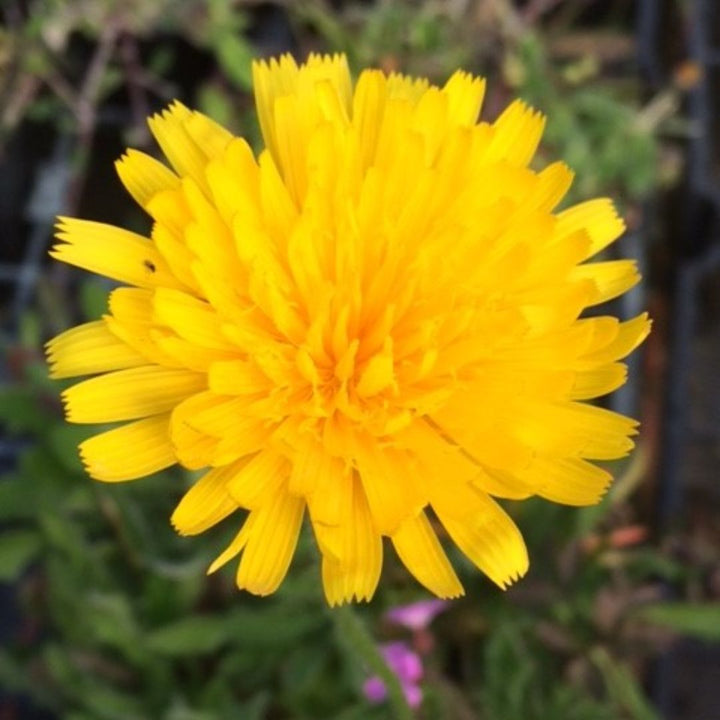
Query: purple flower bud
[[363, 676, 388, 704], [362, 641, 424, 709], [385, 599, 450, 631], [382, 641, 423, 683]]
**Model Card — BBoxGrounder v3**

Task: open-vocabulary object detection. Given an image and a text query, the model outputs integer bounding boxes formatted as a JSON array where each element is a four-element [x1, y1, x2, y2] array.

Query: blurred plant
[[0, 0, 257, 156], [0, 1, 695, 719], [502, 32, 660, 204], [363, 642, 424, 710], [294, 0, 474, 78], [386, 598, 449, 632]]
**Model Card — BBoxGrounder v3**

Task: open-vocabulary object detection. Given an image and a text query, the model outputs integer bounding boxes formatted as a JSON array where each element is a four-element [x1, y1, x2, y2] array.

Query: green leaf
[[164, 706, 220, 720], [79, 679, 147, 720], [0, 386, 48, 434], [635, 602, 720, 641], [0, 475, 39, 520], [48, 423, 95, 474], [590, 648, 659, 720], [80, 279, 110, 320], [215, 35, 253, 89], [146, 605, 327, 657], [197, 84, 235, 130], [84, 592, 142, 656], [146, 615, 232, 656], [19, 311, 42, 349], [164, 693, 270, 720], [0, 528, 42, 581], [0, 649, 30, 693]]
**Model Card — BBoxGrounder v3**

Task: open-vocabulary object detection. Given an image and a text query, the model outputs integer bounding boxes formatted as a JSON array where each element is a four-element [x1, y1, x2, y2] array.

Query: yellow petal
[[145, 187, 192, 237], [171, 461, 242, 535], [153, 288, 237, 351], [514, 401, 638, 460], [473, 467, 534, 500], [174, 392, 248, 437], [527, 161, 574, 213], [572, 259, 640, 306], [253, 53, 300, 164], [63, 366, 205, 423], [352, 70, 387, 169], [51, 217, 183, 289], [206, 138, 261, 227], [288, 431, 347, 500], [225, 451, 288, 510], [170, 392, 229, 469], [486, 99, 545, 167], [316, 475, 383, 605], [355, 437, 424, 535], [391, 511, 464, 598], [108, 286, 153, 323], [79, 414, 176, 482], [532, 457, 613, 506], [570, 363, 627, 400], [305, 450, 350, 528], [396, 418, 482, 488], [387, 72, 429, 103], [170, 422, 219, 471], [151, 332, 236, 373], [235, 484, 304, 596], [207, 359, 272, 395], [272, 94, 310, 205], [253, 53, 351, 167], [555, 199, 625, 259], [46, 320, 146, 379], [105, 288, 183, 368], [258, 150, 299, 241], [151, 223, 201, 294], [442, 70, 485, 127], [355, 338, 395, 397], [212, 419, 275, 466], [207, 513, 256, 574], [581, 313, 651, 364], [115, 149, 179, 208], [182, 110, 234, 160], [147, 101, 209, 191], [433, 487, 529, 589]]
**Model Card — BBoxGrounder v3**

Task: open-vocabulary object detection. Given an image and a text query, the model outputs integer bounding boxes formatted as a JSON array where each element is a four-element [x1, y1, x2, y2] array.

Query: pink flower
[[362, 641, 424, 709], [385, 599, 450, 631]]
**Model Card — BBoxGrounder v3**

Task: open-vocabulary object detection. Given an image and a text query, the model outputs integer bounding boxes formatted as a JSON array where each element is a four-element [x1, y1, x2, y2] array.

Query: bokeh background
[[1, 1, 719, 718]]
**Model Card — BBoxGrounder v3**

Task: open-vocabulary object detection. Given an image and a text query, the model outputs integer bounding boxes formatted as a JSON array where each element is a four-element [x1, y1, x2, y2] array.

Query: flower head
[[48, 53, 650, 605]]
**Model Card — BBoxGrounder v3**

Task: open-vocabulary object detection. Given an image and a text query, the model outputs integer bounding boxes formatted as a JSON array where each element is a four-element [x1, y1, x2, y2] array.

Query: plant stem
[[331, 604, 414, 720]]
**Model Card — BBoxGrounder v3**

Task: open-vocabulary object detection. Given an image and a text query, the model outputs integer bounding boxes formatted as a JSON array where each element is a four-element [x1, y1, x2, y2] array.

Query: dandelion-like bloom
[[47, 54, 650, 605]]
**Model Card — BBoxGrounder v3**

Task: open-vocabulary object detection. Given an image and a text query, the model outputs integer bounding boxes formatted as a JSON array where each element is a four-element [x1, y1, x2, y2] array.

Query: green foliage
[[480, 622, 613, 720], [635, 603, 720, 642], [201, 0, 254, 91], [505, 33, 659, 204], [296, 1, 472, 77], [0, 529, 43, 582]]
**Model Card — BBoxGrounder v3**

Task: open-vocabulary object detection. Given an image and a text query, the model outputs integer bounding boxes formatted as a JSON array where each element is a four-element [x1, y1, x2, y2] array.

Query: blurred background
[[1, 0, 719, 718]]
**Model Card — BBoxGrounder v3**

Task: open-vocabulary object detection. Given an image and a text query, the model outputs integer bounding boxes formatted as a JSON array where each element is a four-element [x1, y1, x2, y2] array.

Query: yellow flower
[[47, 53, 650, 605]]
